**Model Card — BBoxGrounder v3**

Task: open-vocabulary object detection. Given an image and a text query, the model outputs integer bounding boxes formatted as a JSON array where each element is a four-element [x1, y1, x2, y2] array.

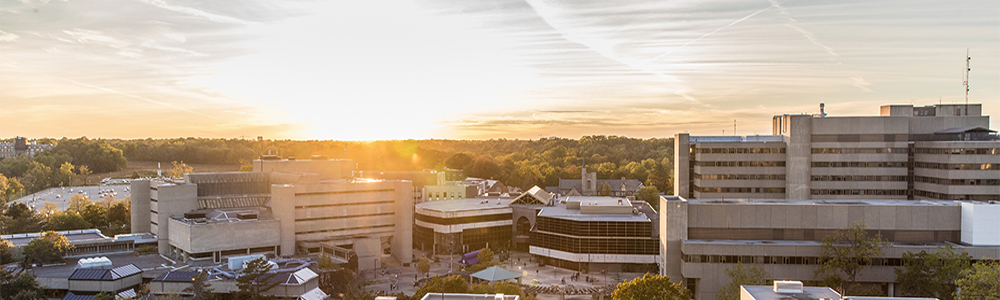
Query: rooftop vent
[[773, 280, 803, 294], [311, 155, 328, 160], [237, 213, 258, 220], [184, 212, 206, 219], [260, 155, 280, 160]]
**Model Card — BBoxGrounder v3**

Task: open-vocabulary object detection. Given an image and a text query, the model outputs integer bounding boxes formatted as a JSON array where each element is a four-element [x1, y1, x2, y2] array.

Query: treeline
[[105, 136, 675, 191], [0, 138, 127, 196], [1, 194, 130, 236]]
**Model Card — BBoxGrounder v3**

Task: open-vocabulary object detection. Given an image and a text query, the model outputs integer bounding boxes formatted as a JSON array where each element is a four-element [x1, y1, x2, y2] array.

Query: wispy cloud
[[850, 77, 872, 92], [648, 6, 773, 62], [66, 80, 216, 118], [134, 0, 260, 26], [769, 0, 837, 57], [0, 30, 19, 42]]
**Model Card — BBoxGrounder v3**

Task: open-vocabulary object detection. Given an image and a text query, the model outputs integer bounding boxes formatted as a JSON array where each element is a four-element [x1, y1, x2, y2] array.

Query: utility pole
[[963, 49, 971, 114]]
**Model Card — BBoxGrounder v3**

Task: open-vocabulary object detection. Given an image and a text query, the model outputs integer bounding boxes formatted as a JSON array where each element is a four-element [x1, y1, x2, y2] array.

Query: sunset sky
[[1, 0, 998, 141]]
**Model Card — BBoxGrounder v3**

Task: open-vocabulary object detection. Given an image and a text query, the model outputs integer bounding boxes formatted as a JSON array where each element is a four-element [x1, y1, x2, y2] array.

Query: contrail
[[67, 80, 216, 118], [648, 6, 773, 62]]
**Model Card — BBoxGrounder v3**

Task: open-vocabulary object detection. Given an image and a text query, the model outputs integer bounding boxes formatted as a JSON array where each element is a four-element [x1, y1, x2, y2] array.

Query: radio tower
[[963, 49, 971, 114]]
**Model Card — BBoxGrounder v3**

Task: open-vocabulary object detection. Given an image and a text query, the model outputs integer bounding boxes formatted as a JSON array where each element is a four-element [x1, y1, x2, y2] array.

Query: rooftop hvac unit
[[184, 212, 206, 219], [773, 280, 804, 294], [237, 213, 258, 220]]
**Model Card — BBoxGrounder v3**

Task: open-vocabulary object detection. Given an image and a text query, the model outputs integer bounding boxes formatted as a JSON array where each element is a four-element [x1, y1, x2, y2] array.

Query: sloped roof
[[69, 264, 141, 281], [266, 268, 319, 285], [470, 266, 522, 282], [510, 186, 551, 206], [935, 126, 996, 134], [299, 287, 329, 300], [152, 271, 199, 282]]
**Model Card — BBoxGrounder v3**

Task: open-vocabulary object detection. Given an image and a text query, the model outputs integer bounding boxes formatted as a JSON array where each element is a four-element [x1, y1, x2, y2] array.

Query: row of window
[[462, 226, 513, 251], [696, 161, 786, 167], [294, 200, 393, 209], [415, 213, 512, 226], [812, 148, 908, 154], [914, 163, 998, 170], [915, 176, 1000, 186], [695, 174, 786, 180], [811, 162, 906, 168], [530, 231, 658, 255], [682, 254, 904, 267], [811, 175, 907, 182], [697, 187, 786, 194], [914, 148, 999, 155], [914, 190, 1000, 201], [294, 188, 394, 196], [296, 212, 395, 222], [295, 224, 395, 235], [810, 189, 907, 196], [811, 134, 909, 143], [535, 217, 653, 238], [426, 192, 463, 199], [695, 148, 786, 154]]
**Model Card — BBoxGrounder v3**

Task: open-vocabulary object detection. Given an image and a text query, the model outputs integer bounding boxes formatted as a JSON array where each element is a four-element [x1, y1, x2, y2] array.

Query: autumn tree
[[445, 153, 474, 170], [77, 165, 92, 185], [417, 257, 430, 274], [815, 222, 889, 295], [169, 161, 194, 178], [22, 231, 74, 265], [895, 246, 972, 300], [716, 263, 770, 300], [955, 259, 999, 300], [67, 194, 92, 213], [478, 247, 494, 264], [612, 273, 691, 300], [0, 174, 25, 207]]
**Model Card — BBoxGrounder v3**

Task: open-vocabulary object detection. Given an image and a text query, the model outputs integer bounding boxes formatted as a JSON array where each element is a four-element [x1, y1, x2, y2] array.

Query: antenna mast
[[963, 49, 971, 113]]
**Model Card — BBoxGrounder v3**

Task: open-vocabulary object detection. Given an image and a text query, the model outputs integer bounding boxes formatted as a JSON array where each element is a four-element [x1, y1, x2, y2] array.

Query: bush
[[135, 245, 157, 255]]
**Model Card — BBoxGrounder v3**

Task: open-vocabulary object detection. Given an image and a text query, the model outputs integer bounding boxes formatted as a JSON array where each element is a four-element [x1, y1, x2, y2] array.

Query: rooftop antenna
[[733, 119, 737, 136], [963, 49, 971, 114]]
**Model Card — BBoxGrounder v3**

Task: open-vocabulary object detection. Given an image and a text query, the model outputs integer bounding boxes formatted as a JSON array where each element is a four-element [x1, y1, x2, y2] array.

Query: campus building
[[530, 195, 660, 274], [413, 187, 553, 254], [659, 196, 1000, 300], [547, 166, 645, 197], [674, 103, 998, 201], [0, 136, 53, 158], [130, 157, 413, 266]]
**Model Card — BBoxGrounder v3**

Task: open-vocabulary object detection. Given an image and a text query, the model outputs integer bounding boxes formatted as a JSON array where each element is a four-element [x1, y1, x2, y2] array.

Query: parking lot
[[13, 179, 132, 211]]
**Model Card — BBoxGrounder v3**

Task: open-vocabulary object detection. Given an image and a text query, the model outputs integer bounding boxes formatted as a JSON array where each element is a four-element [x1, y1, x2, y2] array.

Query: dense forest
[[107, 136, 675, 191], [0, 136, 675, 195]]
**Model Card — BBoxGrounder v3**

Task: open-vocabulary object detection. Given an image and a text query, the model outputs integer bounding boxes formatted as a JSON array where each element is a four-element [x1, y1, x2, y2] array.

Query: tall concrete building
[[675, 103, 998, 201], [131, 158, 413, 266], [659, 196, 1000, 300]]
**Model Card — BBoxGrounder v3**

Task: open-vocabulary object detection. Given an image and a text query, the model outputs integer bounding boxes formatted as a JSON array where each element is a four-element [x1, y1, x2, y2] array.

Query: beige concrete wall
[[270, 184, 297, 256], [785, 115, 812, 199], [255, 159, 352, 180], [131, 180, 151, 234], [168, 218, 281, 254], [393, 180, 414, 264], [154, 183, 198, 254], [659, 196, 688, 284], [675, 134, 690, 198], [687, 202, 961, 231]]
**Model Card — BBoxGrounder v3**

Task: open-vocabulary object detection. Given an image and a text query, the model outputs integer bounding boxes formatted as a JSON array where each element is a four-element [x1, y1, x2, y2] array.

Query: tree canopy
[[815, 222, 888, 296], [895, 246, 972, 300], [0, 269, 46, 300], [235, 257, 279, 300], [22, 231, 73, 265], [716, 263, 770, 300], [955, 259, 1000, 300], [412, 275, 469, 300], [612, 273, 691, 300]]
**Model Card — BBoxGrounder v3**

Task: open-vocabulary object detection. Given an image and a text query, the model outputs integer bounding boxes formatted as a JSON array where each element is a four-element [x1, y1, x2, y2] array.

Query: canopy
[[459, 250, 481, 265], [470, 266, 522, 283]]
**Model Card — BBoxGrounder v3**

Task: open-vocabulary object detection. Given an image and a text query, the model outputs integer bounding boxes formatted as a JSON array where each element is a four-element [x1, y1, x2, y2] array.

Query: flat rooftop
[[683, 198, 961, 207], [32, 252, 173, 279], [2, 229, 110, 247], [741, 285, 840, 300], [415, 197, 515, 213], [538, 201, 651, 222]]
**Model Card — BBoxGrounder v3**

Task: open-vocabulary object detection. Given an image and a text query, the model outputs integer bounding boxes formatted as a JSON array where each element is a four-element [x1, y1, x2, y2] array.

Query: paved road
[[364, 250, 641, 299]]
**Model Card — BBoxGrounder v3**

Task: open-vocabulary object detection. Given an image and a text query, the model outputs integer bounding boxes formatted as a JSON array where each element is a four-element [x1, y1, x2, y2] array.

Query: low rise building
[[530, 196, 659, 274], [660, 197, 1000, 300]]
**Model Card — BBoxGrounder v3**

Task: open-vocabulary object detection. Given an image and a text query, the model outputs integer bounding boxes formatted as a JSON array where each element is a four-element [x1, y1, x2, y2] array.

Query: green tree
[[716, 263, 770, 300], [235, 257, 278, 300], [955, 259, 999, 300], [0, 238, 15, 265], [44, 211, 91, 231], [184, 270, 215, 300], [445, 153, 474, 170], [0, 155, 33, 178], [612, 273, 690, 300], [467, 156, 502, 180], [22, 231, 74, 265], [478, 247, 494, 264], [412, 275, 469, 300], [2, 203, 43, 234], [77, 165, 92, 185], [57, 162, 75, 187], [169, 161, 194, 178], [93, 292, 115, 300], [79, 205, 108, 229], [417, 257, 430, 274], [598, 182, 612, 196], [815, 222, 889, 295], [634, 186, 660, 210], [0, 269, 46, 300], [895, 246, 972, 300]]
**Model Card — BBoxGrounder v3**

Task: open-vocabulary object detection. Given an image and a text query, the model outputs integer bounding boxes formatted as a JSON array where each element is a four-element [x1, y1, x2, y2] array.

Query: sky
[[1, 0, 998, 141]]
